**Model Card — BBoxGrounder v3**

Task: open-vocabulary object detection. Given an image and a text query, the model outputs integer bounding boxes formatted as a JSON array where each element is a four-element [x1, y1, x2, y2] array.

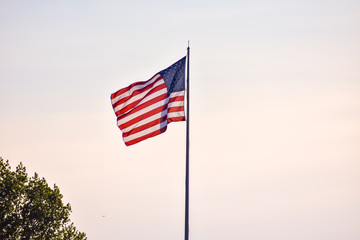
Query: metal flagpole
[[185, 42, 190, 240]]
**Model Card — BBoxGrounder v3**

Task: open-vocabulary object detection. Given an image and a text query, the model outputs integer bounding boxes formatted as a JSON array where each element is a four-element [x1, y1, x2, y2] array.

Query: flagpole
[[185, 42, 190, 240]]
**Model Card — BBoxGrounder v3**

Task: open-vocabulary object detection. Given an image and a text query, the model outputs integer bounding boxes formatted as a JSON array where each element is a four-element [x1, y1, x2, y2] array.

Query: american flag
[[111, 57, 186, 146]]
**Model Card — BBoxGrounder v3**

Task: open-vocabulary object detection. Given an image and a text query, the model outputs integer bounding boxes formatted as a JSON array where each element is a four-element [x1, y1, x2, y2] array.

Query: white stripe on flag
[[168, 111, 185, 118], [117, 98, 170, 127], [114, 85, 167, 113], [123, 115, 168, 142], [168, 101, 183, 108], [111, 74, 161, 105], [169, 90, 185, 98], [122, 110, 168, 133]]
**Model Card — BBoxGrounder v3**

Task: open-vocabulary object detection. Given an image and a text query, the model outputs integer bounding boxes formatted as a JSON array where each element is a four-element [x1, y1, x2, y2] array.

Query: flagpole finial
[[187, 40, 190, 49]]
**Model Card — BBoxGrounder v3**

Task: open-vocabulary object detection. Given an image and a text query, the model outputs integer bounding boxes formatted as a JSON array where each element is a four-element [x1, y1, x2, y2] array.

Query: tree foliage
[[0, 157, 86, 239]]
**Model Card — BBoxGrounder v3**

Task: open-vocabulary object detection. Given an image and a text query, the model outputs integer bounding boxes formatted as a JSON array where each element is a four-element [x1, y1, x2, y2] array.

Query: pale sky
[[1, 0, 360, 239]]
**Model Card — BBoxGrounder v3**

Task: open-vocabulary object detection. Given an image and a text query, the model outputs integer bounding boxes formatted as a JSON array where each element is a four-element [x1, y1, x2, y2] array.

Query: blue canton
[[159, 56, 186, 95]]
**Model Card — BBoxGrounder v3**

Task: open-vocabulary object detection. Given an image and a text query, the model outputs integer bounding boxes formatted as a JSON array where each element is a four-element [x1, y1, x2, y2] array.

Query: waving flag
[[111, 57, 186, 146]]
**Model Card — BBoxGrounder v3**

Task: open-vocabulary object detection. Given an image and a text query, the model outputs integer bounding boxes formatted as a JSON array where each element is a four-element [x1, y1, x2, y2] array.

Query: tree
[[0, 157, 87, 239]]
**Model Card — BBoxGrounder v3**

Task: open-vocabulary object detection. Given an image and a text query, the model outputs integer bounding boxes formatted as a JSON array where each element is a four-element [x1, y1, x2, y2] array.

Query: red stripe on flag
[[116, 95, 168, 123], [118, 103, 168, 130], [168, 116, 185, 123], [168, 106, 184, 113], [169, 95, 184, 103], [111, 74, 161, 100], [115, 89, 168, 116], [124, 126, 167, 146], [112, 76, 164, 109], [122, 115, 168, 137]]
